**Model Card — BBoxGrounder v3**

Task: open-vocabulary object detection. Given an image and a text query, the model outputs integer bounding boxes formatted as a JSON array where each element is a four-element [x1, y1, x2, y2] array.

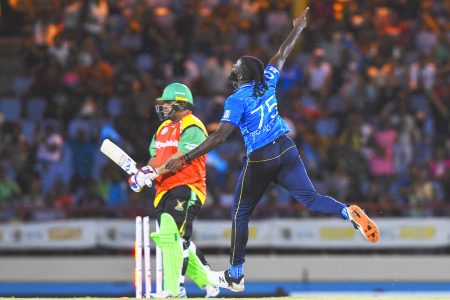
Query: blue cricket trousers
[[230, 135, 345, 265]]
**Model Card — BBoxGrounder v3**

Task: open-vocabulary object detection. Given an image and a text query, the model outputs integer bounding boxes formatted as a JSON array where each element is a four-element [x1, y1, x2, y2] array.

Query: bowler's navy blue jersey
[[220, 64, 290, 153]]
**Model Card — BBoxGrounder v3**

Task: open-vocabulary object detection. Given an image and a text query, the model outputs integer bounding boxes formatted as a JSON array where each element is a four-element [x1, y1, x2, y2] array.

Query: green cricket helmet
[[155, 83, 194, 121]]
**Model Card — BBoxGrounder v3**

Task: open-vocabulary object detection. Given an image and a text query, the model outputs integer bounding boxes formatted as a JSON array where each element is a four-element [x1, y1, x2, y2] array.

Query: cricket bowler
[[165, 7, 379, 292]]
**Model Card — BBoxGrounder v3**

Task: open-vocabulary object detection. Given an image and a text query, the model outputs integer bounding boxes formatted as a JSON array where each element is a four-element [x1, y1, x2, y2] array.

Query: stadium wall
[[1, 255, 450, 282]]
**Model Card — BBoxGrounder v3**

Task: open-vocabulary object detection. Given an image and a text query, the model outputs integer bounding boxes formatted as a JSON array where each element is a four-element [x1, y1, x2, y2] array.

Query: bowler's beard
[[228, 71, 238, 82], [228, 72, 239, 89]]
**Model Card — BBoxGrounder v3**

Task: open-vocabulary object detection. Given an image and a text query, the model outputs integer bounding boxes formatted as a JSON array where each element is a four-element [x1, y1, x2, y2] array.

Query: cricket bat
[[100, 139, 138, 175]]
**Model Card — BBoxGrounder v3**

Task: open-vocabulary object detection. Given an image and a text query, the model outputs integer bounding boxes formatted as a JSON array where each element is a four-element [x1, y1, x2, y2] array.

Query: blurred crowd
[[0, 0, 449, 222]]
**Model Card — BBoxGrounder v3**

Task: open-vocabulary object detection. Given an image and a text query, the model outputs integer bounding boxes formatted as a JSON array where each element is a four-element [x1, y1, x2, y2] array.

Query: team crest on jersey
[[174, 199, 185, 212], [160, 127, 169, 135]]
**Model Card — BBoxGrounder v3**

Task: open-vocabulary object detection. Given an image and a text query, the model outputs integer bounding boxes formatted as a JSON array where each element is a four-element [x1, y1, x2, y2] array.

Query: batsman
[[128, 83, 219, 298]]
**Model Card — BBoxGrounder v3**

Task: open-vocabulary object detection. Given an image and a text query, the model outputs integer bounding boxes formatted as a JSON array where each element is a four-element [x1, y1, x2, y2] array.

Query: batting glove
[[135, 166, 159, 186], [128, 175, 143, 193]]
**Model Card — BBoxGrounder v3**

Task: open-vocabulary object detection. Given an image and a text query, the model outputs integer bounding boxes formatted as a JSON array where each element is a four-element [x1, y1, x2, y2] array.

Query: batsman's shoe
[[204, 285, 220, 298], [347, 205, 379, 243], [178, 286, 187, 298], [151, 291, 171, 298], [207, 270, 244, 292], [151, 286, 187, 298]]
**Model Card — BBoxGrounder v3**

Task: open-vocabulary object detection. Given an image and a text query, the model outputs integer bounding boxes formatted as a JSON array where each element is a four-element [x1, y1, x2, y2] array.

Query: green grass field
[[0, 296, 448, 300]]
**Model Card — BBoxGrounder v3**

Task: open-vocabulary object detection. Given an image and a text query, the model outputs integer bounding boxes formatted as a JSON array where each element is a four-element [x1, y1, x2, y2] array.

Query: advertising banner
[[0, 218, 448, 250]]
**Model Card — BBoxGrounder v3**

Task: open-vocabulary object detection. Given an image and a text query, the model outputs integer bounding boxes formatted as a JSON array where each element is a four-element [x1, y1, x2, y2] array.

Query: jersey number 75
[[250, 95, 278, 129]]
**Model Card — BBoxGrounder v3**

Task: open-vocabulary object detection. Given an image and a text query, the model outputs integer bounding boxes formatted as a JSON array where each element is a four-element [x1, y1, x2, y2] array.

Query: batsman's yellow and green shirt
[[149, 112, 207, 206]]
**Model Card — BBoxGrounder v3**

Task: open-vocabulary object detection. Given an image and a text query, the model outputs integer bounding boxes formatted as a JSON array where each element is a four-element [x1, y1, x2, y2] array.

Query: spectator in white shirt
[[408, 56, 436, 91], [305, 48, 333, 102]]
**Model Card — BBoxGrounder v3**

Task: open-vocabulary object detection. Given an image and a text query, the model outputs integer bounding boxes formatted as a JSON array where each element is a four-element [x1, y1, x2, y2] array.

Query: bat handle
[[129, 164, 139, 175]]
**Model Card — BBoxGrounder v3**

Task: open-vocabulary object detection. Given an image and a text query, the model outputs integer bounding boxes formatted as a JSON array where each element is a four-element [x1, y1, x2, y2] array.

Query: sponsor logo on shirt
[[185, 143, 198, 151], [223, 110, 231, 119], [155, 140, 178, 149]]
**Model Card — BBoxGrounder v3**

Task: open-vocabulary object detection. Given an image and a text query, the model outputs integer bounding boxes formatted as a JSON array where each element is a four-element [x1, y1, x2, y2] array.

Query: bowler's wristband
[[183, 153, 192, 163]]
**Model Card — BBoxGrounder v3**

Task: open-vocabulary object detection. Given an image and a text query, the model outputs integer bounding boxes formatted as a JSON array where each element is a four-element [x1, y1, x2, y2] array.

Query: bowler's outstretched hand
[[293, 7, 309, 30]]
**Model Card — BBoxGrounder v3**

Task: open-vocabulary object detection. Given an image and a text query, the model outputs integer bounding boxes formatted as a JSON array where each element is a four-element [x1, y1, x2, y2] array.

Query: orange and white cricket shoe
[[347, 205, 379, 243]]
